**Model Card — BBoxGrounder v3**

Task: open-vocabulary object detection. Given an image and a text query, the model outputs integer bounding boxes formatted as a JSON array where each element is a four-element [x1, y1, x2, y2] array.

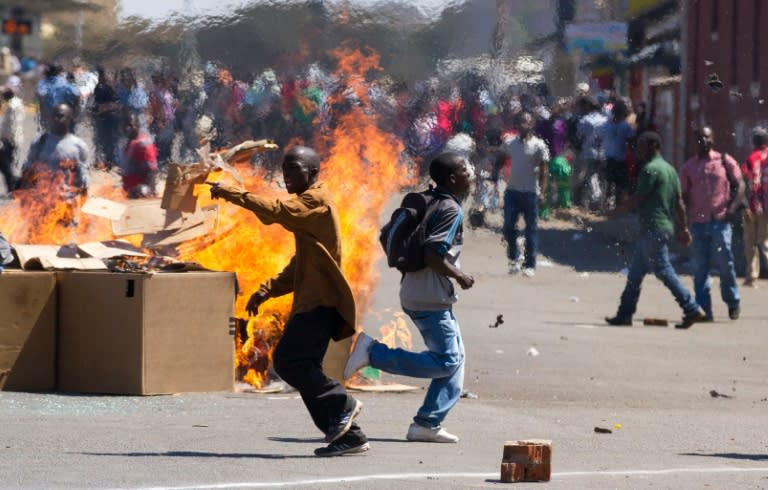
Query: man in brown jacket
[[209, 145, 368, 456]]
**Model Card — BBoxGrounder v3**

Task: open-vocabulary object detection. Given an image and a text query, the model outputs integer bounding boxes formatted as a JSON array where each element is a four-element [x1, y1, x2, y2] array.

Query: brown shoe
[[743, 279, 758, 288]]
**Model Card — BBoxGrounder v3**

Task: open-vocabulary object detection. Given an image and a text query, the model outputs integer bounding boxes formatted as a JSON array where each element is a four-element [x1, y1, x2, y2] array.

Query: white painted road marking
[[111, 466, 768, 489]]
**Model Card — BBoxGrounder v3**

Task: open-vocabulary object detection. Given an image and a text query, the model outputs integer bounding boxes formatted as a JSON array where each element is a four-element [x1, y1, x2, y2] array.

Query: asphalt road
[[2, 212, 768, 489]]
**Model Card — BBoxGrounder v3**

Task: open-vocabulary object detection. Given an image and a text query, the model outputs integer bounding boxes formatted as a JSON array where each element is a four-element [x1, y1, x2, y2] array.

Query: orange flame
[[0, 45, 414, 390], [378, 311, 413, 350], [182, 44, 414, 388], [1, 168, 127, 245]]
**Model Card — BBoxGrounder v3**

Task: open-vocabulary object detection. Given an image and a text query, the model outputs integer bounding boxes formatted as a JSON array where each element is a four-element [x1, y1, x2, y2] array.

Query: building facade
[[684, 0, 768, 161]]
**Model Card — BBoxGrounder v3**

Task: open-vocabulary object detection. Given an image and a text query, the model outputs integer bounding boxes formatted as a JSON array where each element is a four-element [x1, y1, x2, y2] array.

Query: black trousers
[[273, 306, 365, 442]]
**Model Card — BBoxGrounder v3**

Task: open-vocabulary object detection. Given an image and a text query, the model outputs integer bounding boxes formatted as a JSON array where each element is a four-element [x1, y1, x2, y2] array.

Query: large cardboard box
[[0, 271, 57, 391], [58, 271, 236, 395]]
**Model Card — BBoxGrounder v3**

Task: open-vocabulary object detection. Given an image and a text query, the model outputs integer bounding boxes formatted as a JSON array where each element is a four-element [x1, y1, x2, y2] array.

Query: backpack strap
[[418, 187, 451, 242]]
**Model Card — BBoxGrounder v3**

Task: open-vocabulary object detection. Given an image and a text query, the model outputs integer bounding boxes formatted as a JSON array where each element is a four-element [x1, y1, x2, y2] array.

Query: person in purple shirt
[[679, 126, 744, 321], [537, 98, 570, 218]]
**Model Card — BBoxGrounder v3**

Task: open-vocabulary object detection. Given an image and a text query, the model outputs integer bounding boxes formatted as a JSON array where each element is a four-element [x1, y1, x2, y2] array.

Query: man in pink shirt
[[679, 126, 744, 321], [741, 128, 768, 287]]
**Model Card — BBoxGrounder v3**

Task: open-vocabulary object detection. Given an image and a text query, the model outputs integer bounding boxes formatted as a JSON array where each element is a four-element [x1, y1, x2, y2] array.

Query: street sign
[[2, 19, 32, 35]]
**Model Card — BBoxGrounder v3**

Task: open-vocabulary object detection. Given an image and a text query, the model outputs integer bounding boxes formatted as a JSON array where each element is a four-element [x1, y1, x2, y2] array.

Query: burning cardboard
[[112, 199, 211, 236], [141, 205, 218, 248], [13, 244, 77, 263], [81, 197, 128, 221], [10, 244, 108, 271], [159, 140, 278, 214], [11, 241, 152, 271], [77, 240, 148, 259], [161, 163, 211, 213], [219, 139, 278, 165], [27, 256, 107, 271]]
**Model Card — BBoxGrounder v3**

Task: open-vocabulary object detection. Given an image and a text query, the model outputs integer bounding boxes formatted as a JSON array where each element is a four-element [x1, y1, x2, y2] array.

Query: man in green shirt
[[605, 132, 705, 329]]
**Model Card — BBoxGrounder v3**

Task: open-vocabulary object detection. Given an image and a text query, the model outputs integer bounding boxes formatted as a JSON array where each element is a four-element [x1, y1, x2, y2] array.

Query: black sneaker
[[605, 316, 632, 326], [729, 304, 741, 320], [675, 309, 706, 329], [314, 437, 370, 457], [325, 398, 363, 443]]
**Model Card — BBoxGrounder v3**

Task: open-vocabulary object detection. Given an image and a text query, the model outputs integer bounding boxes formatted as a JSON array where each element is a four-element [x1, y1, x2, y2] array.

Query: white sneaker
[[343, 332, 374, 380], [508, 262, 522, 274], [523, 268, 535, 277], [406, 423, 459, 443]]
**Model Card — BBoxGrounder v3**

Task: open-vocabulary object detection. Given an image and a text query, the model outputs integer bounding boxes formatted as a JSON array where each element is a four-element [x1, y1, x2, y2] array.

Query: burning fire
[[1, 168, 133, 245], [378, 311, 413, 350], [0, 45, 414, 390], [183, 44, 414, 388]]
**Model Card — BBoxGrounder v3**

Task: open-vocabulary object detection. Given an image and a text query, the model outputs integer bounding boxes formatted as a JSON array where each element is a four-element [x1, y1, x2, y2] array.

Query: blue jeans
[[503, 189, 538, 268], [369, 308, 465, 428], [689, 221, 740, 318], [617, 230, 700, 319]]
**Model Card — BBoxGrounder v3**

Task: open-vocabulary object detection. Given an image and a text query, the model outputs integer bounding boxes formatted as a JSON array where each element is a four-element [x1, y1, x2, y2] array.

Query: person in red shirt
[[741, 127, 768, 287], [121, 113, 158, 198]]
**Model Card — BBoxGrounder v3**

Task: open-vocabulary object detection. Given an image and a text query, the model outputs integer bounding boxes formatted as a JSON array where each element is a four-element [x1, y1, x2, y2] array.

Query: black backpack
[[379, 187, 443, 272]]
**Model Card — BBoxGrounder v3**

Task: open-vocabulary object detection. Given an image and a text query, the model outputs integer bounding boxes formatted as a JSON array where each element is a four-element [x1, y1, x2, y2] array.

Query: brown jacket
[[217, 182, 356, 340]]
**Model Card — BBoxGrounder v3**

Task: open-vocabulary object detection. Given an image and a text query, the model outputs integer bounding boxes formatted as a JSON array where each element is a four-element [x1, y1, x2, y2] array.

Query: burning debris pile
[[2, 139, 278, 272], [1, 46, 414, 391], [182, 45, 415, 389]]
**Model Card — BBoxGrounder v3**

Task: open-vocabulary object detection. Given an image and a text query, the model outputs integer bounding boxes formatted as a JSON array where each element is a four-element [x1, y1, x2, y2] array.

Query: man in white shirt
[[501, 110, 550, 276], [0, 85, 23, 193], [22, 103, 90, 194]]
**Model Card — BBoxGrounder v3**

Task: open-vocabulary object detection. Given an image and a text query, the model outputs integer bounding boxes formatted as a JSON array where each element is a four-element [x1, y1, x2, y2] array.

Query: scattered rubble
[[709, 390, 733, 399], [643, 318, 668, 327], [488, 314, 504, 328]]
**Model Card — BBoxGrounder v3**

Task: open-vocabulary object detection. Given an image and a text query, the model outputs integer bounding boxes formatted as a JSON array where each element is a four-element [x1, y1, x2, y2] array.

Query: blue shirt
[[600, 119, 635, 161], [36, 75, 81, 109], [576, 111, 609, 161], [36, 75, 81, 127], [400, 187, 464, 311]]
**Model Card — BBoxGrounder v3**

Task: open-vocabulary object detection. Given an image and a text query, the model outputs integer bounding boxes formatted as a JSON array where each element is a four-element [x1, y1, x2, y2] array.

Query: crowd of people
[[0, 57, 766, 301], [0, 59, 650, 201]]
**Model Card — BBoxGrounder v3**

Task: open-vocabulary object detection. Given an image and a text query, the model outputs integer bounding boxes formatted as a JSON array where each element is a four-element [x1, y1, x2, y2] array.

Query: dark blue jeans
[[617, 230, 700, 319], [503, 189, 538, 268], [689, 221, 740, 318]]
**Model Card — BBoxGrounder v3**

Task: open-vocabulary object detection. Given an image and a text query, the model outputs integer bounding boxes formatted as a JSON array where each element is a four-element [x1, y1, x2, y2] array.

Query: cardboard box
[[0, 272, 57, 391], [58, 271, 236, 395]]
